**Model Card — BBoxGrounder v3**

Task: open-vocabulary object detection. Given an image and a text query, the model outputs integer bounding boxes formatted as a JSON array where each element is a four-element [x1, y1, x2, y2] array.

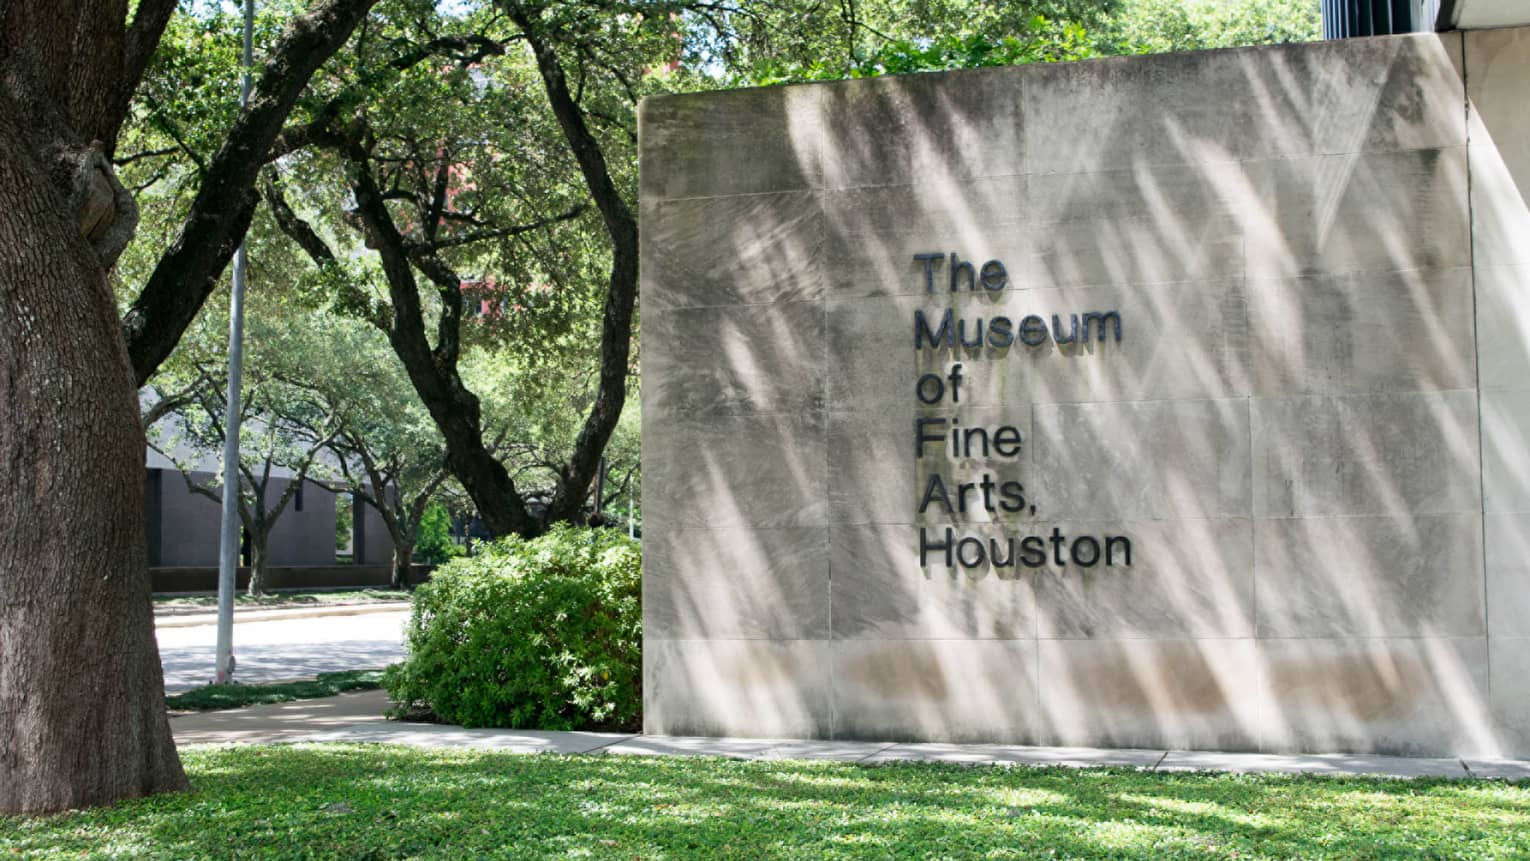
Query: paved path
[[171, 689, 396, 744], [170, 691, 1530, 781], [157, 610, 409, 693]]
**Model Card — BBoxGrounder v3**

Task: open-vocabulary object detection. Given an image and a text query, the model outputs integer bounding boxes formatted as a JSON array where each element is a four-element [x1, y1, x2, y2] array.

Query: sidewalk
[[171, 689, 394, 744], [169, 691, 1530, 781]]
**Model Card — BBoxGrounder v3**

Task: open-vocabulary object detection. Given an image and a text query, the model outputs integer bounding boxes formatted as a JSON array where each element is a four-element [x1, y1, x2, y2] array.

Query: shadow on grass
[[4, 746, 1529, 859], [164, 670, 384, 711]]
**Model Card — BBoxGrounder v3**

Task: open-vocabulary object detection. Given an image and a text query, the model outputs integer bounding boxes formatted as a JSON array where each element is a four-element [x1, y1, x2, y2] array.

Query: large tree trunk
[[0, 0, 376, 816], [391, 543, 414, 591], [0, 111, 186, 814], [247, 529, 270, 596]]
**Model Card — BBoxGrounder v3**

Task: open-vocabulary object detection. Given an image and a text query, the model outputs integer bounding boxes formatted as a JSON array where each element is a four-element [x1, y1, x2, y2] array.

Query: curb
[[155, 602, 412, 629]]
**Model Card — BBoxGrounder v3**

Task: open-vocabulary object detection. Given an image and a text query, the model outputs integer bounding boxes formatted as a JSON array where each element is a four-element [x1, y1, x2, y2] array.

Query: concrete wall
[[152, 469, 223, 567], [148, 469, 355, 569], [639, 30, 1530, 756], [1468, 26, 1530, 758], [353, 495, 396, 567], [265, 478, 337, 566]]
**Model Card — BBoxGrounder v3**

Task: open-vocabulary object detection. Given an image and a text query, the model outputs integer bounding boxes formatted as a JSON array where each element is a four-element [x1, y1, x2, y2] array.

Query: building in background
[[1323, 0, 1522, 38], [143, 452, 397, 593]]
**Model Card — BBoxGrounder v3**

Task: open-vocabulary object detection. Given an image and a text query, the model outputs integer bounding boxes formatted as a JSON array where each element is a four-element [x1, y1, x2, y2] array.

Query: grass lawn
[[2, 746, 1527, 859], [164, 670, 385, 712], [153, 589, 410, 611]]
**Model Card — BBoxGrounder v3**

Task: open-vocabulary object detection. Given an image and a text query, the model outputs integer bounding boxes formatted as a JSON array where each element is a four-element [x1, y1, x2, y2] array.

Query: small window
[[295, 481, 304, 512]]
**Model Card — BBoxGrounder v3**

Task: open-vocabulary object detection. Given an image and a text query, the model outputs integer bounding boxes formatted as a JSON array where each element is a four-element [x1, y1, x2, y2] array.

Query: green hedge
[[382, 524, 642, 730]]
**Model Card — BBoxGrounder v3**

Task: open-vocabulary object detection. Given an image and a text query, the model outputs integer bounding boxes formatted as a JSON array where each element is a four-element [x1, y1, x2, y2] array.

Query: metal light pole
[[214, 0, 255, 684]]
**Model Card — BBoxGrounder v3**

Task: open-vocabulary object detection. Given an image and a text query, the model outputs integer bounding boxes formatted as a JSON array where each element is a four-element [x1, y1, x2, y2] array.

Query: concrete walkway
[[171, 689, 395, 745], [169, 691, 1530, 781]]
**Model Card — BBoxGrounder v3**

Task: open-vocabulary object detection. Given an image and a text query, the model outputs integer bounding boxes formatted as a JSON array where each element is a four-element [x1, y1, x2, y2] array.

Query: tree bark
[[0, 0, 379, 816], [511, 9, 640, 527], [339, 147, 540, 538], [374, 493, 415, 590], [390, 543, 414, 591], [247, 532, 269, 596], [0, 108, 186, 814]]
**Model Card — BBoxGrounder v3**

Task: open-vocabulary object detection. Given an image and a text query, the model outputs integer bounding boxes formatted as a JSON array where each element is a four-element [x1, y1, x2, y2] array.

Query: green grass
[[153, 589, 410, 611], [3, 746, 1527, 859], [164, 670, 385, 711]]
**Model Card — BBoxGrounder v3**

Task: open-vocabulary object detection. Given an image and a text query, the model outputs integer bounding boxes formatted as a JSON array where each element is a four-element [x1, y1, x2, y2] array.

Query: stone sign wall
[[638, 28, 1530, 757]]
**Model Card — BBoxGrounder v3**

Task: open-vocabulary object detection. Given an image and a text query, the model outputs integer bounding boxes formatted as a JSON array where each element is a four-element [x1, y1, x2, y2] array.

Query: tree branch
[[179, 471, 224, 506], [262, 172, 337, 266], [267, 107, 346, 163], [506, 4, 639, 525], [265, 33, 510, 165], [266, 426, 341, 524], [404, 247, 466, 371], [413, 205, 586, 252], [140, 101, 209, 176], [407, 469, 452, 531], [140, 389, 195, 430], [114, 145, 178, 168], [424, 145, 451, 243], [108, 0, 181, 150], [389, 33, 510, 70], [338, 134, 537, 537], [122, 0, 380, 387]]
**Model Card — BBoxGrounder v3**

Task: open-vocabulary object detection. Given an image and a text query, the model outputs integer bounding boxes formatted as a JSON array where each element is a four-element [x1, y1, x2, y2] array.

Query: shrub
[[413, 501, 462, 565], [382, 524, 642, 731]]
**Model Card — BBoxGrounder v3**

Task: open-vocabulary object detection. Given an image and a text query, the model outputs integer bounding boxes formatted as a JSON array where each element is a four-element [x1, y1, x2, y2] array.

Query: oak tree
[[0, 0, 375, 815]]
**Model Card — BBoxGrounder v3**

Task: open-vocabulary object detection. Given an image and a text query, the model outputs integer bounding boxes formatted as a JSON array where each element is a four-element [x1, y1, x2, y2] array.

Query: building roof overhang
[[1440, 0, 1530, 30]]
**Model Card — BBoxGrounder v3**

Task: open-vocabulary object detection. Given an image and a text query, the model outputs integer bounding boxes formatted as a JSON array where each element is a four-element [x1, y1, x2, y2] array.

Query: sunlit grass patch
[[1, 746, 1527, 859]]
